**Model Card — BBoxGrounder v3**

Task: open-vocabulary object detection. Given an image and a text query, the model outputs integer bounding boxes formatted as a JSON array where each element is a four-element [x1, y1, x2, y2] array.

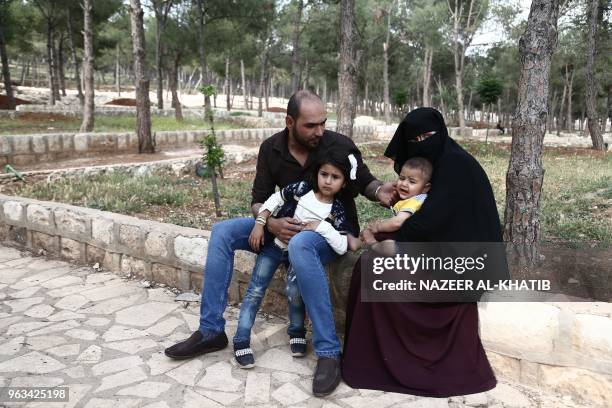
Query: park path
[[0, 245, 582, 408]]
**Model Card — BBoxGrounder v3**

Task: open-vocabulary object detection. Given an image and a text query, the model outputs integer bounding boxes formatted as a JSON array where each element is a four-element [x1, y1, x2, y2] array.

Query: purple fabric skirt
[[341, 250, 497, 397]]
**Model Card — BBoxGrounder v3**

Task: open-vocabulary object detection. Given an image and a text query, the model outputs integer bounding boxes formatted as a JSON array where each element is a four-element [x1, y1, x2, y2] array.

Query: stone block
[[55, 208, 89, 236], [102, 251, 121, 272], [120, 255, 146, 278], [151, 263, 180, 288], [91, 218, 113, 246], [26, 204, 53, 228], [60, 238, 82, 261], [234, 250, 257, 274], [31, 231, 58, 254], [487, 352, 520, 382], [174, 235, 207, 267], [539, 365, 612, 407], [166, 133, 178, 145], [8, 226, 27, 245], [119, 224, 142, 253], [155, 133, 168, 146], [4, 201, 24, 222], [89, 134, 116, 152], [116, 133, 127, 150], [12, 136, 31, 154], [74, 134, 88, 151], [190, 271, 203, 292], [46, 135, 62, 152], [571, 314, 612, 361], [0, 136, 11, 154], [31, 136, 46, 154], [0, 223, 9, 240], [480, 302, 559, 356], [86, 245, 106, 264], [128, 133, 139, 148], [61, 134, 74, 151], [145, 231, 169, 258]]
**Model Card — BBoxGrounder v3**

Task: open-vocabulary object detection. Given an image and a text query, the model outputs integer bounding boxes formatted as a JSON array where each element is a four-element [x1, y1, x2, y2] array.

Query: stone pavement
[[0, 246, 585, 408]]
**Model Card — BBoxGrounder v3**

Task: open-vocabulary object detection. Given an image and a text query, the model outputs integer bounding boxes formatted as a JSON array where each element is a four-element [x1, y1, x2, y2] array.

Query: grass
[[10, 141, 612, 243], [0, 114, 242, 135]]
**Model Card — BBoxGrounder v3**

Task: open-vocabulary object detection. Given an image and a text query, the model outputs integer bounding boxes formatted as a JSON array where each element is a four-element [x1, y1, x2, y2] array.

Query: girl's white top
[[260, 190, 348, 255]]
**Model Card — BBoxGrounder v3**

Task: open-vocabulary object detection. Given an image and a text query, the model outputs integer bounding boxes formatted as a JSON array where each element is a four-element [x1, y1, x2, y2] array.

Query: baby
[[362, 157, 432, 244]]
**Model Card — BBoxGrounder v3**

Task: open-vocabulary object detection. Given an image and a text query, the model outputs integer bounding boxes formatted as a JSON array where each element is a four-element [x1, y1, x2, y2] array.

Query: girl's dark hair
[[310, 149, 356, 193]]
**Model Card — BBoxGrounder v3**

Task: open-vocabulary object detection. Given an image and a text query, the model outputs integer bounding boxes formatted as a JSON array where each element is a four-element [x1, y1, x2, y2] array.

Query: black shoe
[[289, 337, 307, 357], [234, 341, 255, 369], [164, 330, 228, 360], [312, 356, 341, 397]]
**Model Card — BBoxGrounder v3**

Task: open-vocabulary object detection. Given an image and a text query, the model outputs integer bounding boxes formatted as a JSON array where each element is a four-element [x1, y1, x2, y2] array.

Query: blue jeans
[[288, 231, 341, 358], [233, 242, 306, 346], [200, 218, 340, 357]]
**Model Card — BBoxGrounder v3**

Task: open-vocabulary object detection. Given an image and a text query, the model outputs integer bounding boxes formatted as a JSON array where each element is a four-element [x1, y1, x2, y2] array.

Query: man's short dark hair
[[287, 90, 322, 120], [402, 157, 433, 182]]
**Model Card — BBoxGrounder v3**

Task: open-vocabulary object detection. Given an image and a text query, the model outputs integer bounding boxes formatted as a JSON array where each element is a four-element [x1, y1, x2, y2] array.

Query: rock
[[175, 292, 201, 302]]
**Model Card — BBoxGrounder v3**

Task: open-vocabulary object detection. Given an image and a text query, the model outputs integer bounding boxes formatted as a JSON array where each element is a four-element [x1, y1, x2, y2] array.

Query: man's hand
[[376, 182, 399, 207], [365, 221, 380, 234], [302, 220, 321, 231], [249, 224, 265, 252], [266, 217, 304, 243]]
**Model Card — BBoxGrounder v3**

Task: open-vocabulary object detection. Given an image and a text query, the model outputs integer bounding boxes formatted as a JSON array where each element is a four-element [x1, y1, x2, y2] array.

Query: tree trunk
[[258, 52, 267, 117], [565, 64, 574, 132], [19, 59, 28, 86], [548, 89, 557, 130], [52, 36, 61, 101], [557, 80, 566, 134], [422, 46, 433, 106], [154, 7, 165, 109], [240, 59, 247, 109], [504, 0, 559, 271], [129, 0, 154, 153], [66, 10, 83, 104], [58, 35, 66, 96], [0, 15, 15, 109], [290, 0, 304, 92], [383, 19, 391, 125], [585, 0, 605, 150], [336, 0, 360, 138], [195, 0, 212, 122], [80, 0, 95, 132], [323, 77, 327, 104], [265, 69, 270, 110], [169, 52, 183, 121], [46, 23, 56, 105], [224, 56, 231, 111], [115, 44, 121, 96]]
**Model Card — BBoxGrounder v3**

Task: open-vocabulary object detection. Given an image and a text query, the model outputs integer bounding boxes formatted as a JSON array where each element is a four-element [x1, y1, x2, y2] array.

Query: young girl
[[233, 149, 361, 368]]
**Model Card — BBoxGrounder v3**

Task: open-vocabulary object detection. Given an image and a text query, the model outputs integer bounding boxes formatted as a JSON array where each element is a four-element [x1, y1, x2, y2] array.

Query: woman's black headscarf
[[385, 107, 502, 243]]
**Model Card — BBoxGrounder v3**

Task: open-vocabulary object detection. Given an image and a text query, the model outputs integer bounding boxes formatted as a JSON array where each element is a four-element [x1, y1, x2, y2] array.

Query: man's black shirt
[[251, 128, 376, 235]]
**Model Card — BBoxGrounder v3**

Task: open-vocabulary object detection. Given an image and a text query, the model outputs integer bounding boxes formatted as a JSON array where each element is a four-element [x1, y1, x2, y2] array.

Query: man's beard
[[292, 124, 318, 150]]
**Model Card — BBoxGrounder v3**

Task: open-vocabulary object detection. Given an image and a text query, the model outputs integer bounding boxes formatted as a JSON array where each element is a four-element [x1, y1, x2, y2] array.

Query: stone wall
[[0, 193, 610, 405], [0, 125, 390, 167]]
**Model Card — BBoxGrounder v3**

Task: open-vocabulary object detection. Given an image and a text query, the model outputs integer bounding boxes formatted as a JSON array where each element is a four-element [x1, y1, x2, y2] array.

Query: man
[[165, 90, 396, 396]]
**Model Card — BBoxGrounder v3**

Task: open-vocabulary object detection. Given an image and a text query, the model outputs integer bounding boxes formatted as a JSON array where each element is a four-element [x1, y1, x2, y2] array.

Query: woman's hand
[[249, 224, 265, 252], [361, 228, 378, 246], [302, 220, 321, 231]]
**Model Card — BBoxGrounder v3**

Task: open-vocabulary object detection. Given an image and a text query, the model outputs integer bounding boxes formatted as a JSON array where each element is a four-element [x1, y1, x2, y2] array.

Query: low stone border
[[0, 192, 610, 405], [0, 147, 258, 185], [0, 125, 398, 167]]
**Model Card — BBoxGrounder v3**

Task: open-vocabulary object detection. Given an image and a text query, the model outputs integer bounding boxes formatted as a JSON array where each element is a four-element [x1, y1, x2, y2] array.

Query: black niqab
[[342, 107, 500, 397], [385, 107, 502, 242]]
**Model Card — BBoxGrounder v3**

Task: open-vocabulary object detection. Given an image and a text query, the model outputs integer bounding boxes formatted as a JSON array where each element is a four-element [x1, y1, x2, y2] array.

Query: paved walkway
[[0, 246, 582, 408]]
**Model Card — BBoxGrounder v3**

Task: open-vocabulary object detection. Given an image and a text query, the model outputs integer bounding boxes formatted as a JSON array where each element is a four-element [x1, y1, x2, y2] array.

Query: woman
[[341, 108, 500, 397]]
